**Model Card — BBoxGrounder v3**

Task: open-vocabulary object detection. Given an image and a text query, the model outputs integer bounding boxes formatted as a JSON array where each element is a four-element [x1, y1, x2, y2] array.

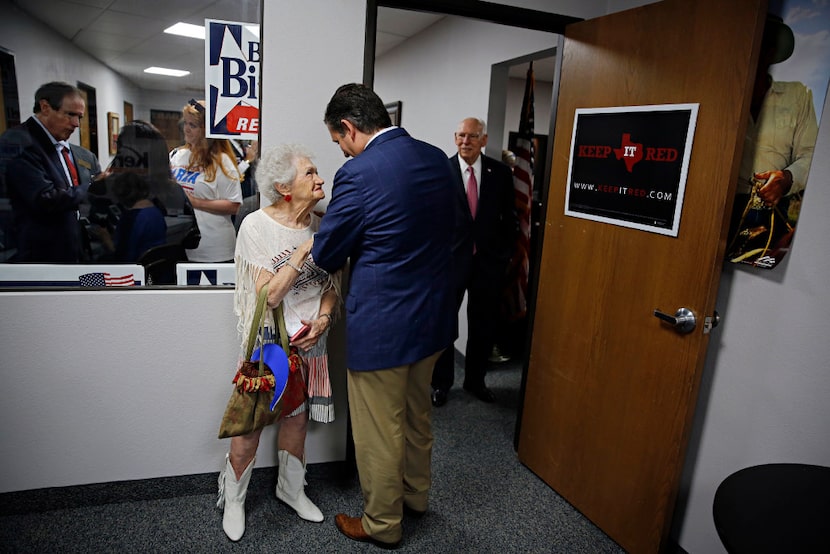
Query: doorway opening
[[366, 2, 578, 439], [76, 82, 98, 157]]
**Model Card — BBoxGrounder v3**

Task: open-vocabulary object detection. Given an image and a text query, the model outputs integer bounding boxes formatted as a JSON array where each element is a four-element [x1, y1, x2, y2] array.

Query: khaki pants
[[347, 350, 443, 543]]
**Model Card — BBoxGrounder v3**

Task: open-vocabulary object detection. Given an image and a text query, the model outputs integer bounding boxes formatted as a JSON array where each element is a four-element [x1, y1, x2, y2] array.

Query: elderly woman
[[169, 99, 242, 262], [218, 144, 338, 542]]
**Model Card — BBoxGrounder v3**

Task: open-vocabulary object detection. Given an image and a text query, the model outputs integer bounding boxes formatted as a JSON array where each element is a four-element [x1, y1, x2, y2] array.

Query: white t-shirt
[[170, 148, 243, 262], [234, 210, 334, 356]]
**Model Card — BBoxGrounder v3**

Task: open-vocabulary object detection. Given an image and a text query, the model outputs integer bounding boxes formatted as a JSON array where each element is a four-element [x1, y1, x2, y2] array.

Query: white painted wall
[[0, 289, 346, 490], [673, 87, 830, 553], [373, 16, 555, 158], [257, 0, 366, 213], [2, 2, 829, 554]]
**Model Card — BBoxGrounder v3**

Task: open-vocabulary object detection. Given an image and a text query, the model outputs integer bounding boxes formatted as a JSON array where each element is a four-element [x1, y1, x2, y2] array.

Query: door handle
[[653, 307, 696, 334]]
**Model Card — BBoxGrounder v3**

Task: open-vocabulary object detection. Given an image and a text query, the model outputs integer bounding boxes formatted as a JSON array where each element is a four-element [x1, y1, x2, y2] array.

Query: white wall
[[673, 87, 830, 552], [374, 16, 555, 158], [258, 0, 367, 213], [0, 289, 344, 491]]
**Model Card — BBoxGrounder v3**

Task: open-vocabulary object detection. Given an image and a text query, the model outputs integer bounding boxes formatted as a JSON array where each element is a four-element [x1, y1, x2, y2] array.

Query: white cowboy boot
[[276, 450, 324, 522], [217, 453, 255, 541]]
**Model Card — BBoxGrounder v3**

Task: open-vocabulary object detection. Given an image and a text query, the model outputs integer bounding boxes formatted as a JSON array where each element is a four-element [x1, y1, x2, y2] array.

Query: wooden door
[[517, 1, 766, 552], [78, 87, 91, 150]]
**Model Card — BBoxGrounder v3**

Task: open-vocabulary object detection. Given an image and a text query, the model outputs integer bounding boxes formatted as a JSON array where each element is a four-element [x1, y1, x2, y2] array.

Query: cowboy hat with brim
[[765, 14, 794, 65]]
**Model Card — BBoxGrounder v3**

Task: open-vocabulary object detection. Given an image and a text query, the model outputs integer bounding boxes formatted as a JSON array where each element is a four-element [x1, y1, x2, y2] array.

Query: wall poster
[[725, 3, 829, 269], [205, 19, 260, 140], [564, 104, 698, 237]]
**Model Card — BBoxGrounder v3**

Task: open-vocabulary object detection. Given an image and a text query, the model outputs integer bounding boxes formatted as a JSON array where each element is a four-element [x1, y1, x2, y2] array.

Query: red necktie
[[466, 166, 478, 218], [61, 146, 79, 186]]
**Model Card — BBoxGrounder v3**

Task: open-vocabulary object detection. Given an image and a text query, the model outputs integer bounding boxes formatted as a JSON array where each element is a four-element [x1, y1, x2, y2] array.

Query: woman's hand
[[287, 236, 314, 270], [184, 191, 200, 209], [290, 313, 331, 351]]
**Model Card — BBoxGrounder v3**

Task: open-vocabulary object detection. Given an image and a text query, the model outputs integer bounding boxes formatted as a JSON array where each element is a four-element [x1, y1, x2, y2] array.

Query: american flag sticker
[[79, 273, 136, 287]]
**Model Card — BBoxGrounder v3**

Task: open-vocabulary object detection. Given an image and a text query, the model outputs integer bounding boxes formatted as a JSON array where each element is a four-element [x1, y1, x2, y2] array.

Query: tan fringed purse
[[217, 287, 288, 439]]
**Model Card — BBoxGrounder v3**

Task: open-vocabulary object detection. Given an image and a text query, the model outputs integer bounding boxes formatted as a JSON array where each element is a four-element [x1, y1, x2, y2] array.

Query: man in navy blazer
[[431, 117, 518, 407], [312, 83, 455, 548], [0, 81, 101, 262]]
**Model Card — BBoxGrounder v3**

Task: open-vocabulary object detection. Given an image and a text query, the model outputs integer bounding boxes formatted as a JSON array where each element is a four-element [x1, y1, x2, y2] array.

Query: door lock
[[653, 307, 696, 334]]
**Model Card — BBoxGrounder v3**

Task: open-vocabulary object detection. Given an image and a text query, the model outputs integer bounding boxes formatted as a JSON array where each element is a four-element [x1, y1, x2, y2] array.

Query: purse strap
[[275, 302, 290, 352], [245, 286, 270, 363], [244, 287, 291, 376]]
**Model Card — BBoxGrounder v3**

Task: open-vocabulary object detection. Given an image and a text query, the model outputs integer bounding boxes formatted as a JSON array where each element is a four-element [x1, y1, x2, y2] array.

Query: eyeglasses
[[188, 99, 205, 113], [58, 109, 83, 121], [455, 133, 481, 140]]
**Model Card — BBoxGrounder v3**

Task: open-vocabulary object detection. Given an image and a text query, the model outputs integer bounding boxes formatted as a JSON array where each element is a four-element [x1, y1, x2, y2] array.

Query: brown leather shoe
[[335, 513, 400, 549]]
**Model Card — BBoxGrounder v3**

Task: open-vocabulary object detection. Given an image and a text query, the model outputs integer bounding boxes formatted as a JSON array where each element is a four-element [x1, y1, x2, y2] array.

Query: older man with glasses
[[0, 81, 101, 262], [430, 117, 519, 407]]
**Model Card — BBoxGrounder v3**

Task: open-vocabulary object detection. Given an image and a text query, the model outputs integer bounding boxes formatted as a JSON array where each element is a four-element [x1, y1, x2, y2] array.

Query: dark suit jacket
[[313, 127, 456, 371], [449, 152, 518, 290], [0, 117, 100, 262]]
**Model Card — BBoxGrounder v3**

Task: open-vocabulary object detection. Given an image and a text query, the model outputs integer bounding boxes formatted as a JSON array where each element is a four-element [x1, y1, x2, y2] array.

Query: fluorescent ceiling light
[[164, 22, 205, 39], [144, 66, 190, 77]]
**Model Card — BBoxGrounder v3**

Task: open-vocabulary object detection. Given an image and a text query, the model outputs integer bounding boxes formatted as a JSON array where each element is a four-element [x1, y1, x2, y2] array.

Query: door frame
[[364, 1, 576, 444]]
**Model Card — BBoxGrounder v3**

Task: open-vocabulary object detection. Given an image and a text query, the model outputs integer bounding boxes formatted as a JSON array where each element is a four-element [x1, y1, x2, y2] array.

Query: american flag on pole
[[79, 272, 136, 287], [505, 62, 535, 320]]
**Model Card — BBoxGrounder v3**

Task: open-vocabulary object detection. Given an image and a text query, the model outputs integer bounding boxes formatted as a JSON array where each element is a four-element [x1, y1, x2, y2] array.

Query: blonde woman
[[169, 99, 242, 262]]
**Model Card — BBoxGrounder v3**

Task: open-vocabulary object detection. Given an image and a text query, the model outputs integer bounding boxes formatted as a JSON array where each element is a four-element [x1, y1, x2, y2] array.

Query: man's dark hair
[[324, 83, 392, 135], [33, 81, 81, 113]]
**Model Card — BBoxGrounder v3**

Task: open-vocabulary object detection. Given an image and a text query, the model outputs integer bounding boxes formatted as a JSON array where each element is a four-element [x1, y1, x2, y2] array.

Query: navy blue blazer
[[313, 127, 456, 371], [0, 117, 100, 262]]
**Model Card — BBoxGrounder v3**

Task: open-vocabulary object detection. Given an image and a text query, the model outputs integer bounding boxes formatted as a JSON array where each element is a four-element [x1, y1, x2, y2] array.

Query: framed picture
[[107, 112, 119, 155], [150, 109, 185, 152], [385, 101, 402, 126]]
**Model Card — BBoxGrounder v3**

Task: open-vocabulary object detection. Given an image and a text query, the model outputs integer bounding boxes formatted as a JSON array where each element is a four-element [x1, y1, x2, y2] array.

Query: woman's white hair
[[256, 143, 315, 204]]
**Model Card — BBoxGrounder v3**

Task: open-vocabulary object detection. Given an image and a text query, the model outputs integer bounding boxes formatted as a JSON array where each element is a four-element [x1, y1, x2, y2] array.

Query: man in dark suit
[[431, 117, 518, 407], [312, 83, 455, 549], [0, 81, 101, 262]]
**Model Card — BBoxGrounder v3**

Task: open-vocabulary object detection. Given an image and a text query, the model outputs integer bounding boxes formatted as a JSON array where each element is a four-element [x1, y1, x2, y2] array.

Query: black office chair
[[713, 463, 830, 553], [138, 243, 187, 285]]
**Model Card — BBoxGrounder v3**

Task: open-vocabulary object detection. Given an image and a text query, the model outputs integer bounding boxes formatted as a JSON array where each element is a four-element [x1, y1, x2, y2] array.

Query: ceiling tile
[[14, 0, 105, 40]]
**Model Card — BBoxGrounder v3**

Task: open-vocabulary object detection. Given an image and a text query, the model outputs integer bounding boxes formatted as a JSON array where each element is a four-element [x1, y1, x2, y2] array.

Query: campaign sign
[[564, 104, 698, 237], [205, 19, 260, 140]]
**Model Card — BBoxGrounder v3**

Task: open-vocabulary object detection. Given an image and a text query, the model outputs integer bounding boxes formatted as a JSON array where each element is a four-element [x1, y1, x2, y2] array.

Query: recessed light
[[144, 67, 190, 77], [164, 22, 205, 39]]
